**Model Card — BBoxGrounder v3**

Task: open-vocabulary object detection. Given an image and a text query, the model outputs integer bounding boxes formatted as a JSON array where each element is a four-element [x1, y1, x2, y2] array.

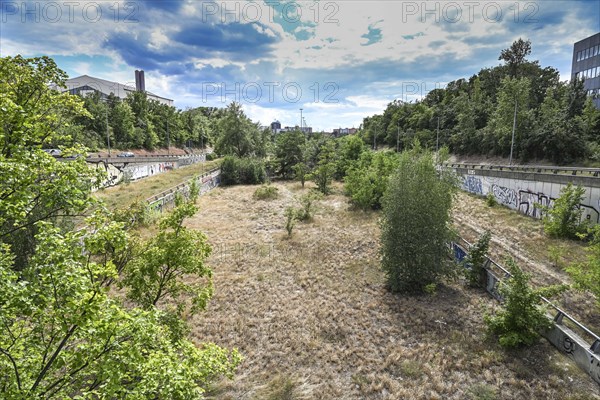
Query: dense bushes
[[345, 151, 399, 210], [380, 147, 458, 293], [485, 259, 566, 347], [220, 155, 266, 185], [541, 183, 587, 239]]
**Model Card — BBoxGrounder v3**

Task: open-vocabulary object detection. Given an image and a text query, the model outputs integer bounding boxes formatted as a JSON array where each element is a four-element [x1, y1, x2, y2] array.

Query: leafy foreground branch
[[0, 55, 240, 399]]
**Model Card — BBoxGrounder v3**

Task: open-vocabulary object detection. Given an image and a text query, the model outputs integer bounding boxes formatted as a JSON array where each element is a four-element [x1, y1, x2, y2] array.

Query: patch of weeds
[[296, 192, 322, 221], [253, 184, 279, 200], [424, 283, 437, 295], [284, 207, 296, 237], [467, 383, 497, 400], [259, 375, 296, 400], [399, 360, 423, 378], [351, 373, 370, 391], [486, 192, 497, 207]]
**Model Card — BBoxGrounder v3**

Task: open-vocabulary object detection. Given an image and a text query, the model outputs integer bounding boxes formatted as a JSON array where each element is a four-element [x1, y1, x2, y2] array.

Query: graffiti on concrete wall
[[455, 170, 600, 225], [463, 176, 483, 195], [124, 162, 175, 181], [491, 184, 517, 207], [93, 161, 123, 188], [579, 204, 600, 223], [517, 190, 554, 219]]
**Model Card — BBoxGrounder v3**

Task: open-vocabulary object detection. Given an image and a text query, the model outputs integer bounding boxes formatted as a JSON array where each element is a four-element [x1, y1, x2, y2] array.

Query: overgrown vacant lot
[[183, 181, 599, 399]]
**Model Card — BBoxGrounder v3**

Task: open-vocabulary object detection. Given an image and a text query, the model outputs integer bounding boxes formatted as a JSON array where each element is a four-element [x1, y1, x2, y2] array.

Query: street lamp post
[[436, 115, 440, 164], [396, 121, 400, 152], [105, 107, 111, 157], [166, 119, 170, 156], [509, 97, 518, 165]]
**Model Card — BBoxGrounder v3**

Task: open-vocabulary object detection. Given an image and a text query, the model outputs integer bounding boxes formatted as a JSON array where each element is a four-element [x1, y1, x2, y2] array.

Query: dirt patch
[[183, 181, 599, 399]]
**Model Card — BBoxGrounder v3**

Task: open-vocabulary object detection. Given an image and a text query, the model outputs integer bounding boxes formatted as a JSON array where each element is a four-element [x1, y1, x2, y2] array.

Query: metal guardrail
[[452, 236, 600, 383], [145, 168, 221, 213], [455, 236, 600, 347], [445, 162, 600, 177]]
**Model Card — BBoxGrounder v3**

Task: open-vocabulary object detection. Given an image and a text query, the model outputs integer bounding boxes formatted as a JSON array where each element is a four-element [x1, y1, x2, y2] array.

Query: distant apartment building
[[572, 32, 600, 108], [332, 127, 358, 137], [271, 121, 312, 134], [270, 120, 282, 133], [56, 70, 174, 106]]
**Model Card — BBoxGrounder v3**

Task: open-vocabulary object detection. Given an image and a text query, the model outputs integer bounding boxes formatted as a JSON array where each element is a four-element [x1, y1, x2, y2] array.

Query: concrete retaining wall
[[146, 168, 221, 213], [449, 165, 600, 224]]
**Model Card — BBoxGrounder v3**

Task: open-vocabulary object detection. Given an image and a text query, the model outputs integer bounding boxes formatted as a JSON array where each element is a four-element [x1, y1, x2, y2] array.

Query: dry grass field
[[177, 181, 600, 400], [93, 159, 221, 209]]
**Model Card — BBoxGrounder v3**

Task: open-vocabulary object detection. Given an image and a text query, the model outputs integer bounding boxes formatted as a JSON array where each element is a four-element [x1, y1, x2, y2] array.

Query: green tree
[[335, 134, 367, 179], [485, 259, 566, 347], [0, 55, 102, 270], [380, 146, 458, 292], [292, 162, 309, 188], [111, 100, 136, 148], [498, 38, 532, 78], [309, 139, 336, 194], [215, 102, 261, 157], [344, 151, 399, 210], [541, 183, 587, 239], [126, 91, 159, 149], [275, 130, 305, 178], [464, 231, 491, 287], [568, 225, 600, 307], [0, 56, 240, 398], [484, 76, 532, 157], [122, 195, 213, 313]]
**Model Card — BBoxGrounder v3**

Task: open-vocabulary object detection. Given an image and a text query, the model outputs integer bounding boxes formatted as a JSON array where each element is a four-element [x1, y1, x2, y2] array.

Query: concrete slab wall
[[452, 167, 600, 224]]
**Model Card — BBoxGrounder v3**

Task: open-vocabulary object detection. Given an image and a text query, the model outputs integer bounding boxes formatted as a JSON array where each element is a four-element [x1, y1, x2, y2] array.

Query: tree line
[[358, 39, 600, 165]]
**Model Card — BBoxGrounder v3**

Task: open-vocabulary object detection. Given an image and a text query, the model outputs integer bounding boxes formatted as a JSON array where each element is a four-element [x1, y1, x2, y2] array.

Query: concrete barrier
[[445, 163, 600, 224], [146, 168, 221, 213]]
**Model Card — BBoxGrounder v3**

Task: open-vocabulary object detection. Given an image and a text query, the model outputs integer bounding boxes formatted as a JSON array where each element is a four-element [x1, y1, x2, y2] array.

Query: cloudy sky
[[1, 0, 599, 131]]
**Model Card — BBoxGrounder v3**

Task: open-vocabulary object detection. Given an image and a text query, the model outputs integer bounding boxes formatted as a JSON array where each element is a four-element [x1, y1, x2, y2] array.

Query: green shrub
[[485, 259, 567, 347], [486, 192, 497, 207], [567, 224, 600, 307], [345, 151, 399, 210], [464, 231, 491, 287], [541, 183, 587, 239], [295, 192, 322, 221], [284, 207, 296, 237], [253, 185, 279, 200], [380, 148, 458, 293], [220, 156, 266, 186]]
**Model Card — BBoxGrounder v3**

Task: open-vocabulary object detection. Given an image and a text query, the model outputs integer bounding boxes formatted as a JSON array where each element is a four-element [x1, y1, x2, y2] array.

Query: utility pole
[[396, 121, 400, 152], [509, 97, 518, 166], [436, 115, 440, 163], [105, 106, 111, 157], [373, 128, 377, 150], [166, 119, 170, 156], [299, 108, 303, 133]]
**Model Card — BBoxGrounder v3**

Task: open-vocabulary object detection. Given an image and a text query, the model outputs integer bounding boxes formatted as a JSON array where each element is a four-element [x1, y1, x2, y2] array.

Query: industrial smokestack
[[140, 70, 145, 92], [135, 70, 140, 91]]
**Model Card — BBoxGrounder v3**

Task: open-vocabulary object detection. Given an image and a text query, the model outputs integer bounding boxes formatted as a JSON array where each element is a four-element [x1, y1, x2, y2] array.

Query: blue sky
[[1, 0, 599, 131]]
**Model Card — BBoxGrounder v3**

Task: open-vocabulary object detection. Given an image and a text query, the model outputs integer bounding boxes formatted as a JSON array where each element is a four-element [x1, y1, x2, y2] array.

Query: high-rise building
[[571, 32, 600, 108], [270, 120, 281, 133]]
